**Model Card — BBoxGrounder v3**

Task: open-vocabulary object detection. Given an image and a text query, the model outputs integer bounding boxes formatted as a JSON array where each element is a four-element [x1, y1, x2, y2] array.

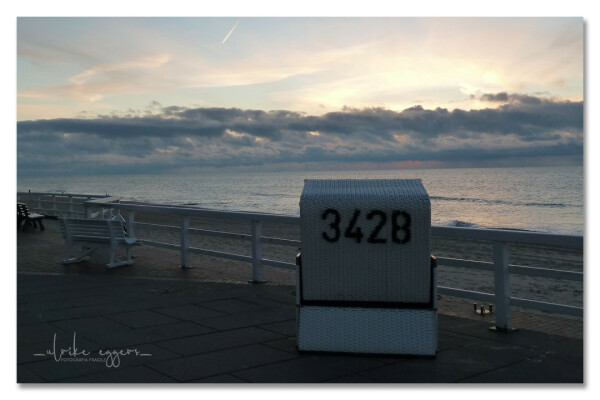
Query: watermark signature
[[33, 332, 152, 368]]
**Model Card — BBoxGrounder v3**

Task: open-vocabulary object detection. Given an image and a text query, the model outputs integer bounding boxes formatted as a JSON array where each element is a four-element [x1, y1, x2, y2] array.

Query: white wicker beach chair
[[297, 179, 437, 355]]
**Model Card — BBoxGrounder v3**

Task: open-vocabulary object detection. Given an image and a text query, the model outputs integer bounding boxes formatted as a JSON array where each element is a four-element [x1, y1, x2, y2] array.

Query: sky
[[4, 4, 598, 399], [16, 17, 584, 176]]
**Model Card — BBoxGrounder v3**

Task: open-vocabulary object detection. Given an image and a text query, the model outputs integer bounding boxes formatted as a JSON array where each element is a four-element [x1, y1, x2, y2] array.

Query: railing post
[[68, 196, 74, 217], [180, 216, 190, 268], [52, 195, 56, 216], [127, 211, 136, 257], [251, 220, 264, 283], [127, 211, 135, 237], [492, 242, 513, 332]]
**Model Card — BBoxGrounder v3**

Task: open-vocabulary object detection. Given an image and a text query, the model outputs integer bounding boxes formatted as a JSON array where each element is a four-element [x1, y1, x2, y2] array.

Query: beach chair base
[[297, 306, 437, 356]]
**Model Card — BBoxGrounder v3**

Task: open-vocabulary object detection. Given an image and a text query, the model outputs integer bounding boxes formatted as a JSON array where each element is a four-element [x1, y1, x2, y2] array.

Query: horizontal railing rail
[[17, 191, 582, 330], [17, 192, 114, 219], [436, 257, 583, 281], [431, 226, 583, 249], [18, 191, 111, 198]]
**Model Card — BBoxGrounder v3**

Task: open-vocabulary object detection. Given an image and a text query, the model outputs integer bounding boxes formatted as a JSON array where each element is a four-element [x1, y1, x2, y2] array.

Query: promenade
[[17, 220, 583, 383]]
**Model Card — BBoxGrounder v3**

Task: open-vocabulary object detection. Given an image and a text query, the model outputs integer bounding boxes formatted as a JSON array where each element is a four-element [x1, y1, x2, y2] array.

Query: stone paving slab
[[104, 310, 182, 329], [16, 220, 584, 384], [459, 356, 584, 383], [17, 272, 583, 383], [25, 341, 181, 382], [190, 373, 249, 383], [152, 303, 227, 321], [59, 365, 178, 383], [231, 353, 386, 383], [147, 344, 298, 382], [156, 326, 286, 356], [18, 219, 584, 340], [18, 365, 45, 383], [259, 320, 297, 336], [201, 298, 270, 314], [197, 308, 295, 331]]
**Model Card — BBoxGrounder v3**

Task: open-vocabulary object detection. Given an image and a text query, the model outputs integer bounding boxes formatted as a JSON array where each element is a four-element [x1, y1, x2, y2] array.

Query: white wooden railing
[[17, 191, 584, 331], [16, 191, 116, 218]]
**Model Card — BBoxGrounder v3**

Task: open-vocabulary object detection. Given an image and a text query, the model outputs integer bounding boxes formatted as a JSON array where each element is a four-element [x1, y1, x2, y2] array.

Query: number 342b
[[321, 209, 411, 244]]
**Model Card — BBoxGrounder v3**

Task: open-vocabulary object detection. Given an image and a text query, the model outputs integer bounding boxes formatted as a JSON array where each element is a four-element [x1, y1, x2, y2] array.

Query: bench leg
[[126, 245, 134, 264], [21, 218, 44, 231], [64, 239, 72, 261], [62, 245, 96, 265], [108, 238, 117, 267], [106, 259, 134, 268], [106, 239, 134, 268]]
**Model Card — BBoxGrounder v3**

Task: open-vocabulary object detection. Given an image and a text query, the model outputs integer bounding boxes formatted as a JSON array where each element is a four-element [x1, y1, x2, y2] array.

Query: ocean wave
[[430, 195, 576, 208], [445, 220, 480, 228], [441, 220, 541, 232]]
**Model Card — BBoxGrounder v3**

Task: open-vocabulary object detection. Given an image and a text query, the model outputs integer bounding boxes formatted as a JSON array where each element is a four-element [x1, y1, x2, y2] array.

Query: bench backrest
[[17, 203, 30, 217], [59, 218, 126, 241], [299, 179, 431, 304]]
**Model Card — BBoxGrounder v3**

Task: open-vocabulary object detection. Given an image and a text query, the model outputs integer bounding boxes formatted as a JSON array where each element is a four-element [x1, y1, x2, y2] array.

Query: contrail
[[222, 19, 242, 44]]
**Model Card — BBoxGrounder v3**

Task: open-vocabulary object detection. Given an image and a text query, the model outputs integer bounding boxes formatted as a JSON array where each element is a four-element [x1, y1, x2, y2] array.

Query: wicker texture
[[298, 306, 437, 355], [300, 179, 431, 303]]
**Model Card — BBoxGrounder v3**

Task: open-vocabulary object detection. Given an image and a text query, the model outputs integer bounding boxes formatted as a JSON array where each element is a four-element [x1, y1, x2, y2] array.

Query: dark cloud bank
[[17, 93, 583, 176]]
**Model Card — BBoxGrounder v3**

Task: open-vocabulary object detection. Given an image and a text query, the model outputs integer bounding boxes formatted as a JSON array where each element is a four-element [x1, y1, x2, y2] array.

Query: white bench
[[59, 217, 141, 268], [297, 179, 437, 356]]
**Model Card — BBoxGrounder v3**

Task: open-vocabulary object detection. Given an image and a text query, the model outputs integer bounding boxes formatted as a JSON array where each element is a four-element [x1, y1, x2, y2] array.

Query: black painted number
[[344, 209, 364, 243], [321, 208, 341, 242], [320, 209, 411, 245], [391, 211, 411, 244], [366, 210, 387, 244]]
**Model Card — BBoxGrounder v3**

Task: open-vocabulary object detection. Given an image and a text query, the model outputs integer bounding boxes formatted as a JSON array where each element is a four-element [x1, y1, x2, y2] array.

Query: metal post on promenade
[[127, 210, 136, 257], [251, 220, 264, 283], [492, 242, 513, 332], [180, 216, 190, 268]]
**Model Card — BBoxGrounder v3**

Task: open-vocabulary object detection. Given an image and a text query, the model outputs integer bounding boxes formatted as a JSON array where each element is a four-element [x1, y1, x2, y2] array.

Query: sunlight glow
[[17, 18, 583, 120]]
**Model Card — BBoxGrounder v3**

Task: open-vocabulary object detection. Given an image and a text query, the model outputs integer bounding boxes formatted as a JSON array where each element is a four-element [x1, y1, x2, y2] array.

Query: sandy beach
[[126, 206, 583, 309], [15, 194, 583, 309]]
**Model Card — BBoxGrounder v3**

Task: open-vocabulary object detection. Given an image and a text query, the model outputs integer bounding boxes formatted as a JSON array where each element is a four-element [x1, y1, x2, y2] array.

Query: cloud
[[17, 95, 583, 176], [19, 53, 172, 102], [480, 92, 509, 102], [480, 92, 542, 105]]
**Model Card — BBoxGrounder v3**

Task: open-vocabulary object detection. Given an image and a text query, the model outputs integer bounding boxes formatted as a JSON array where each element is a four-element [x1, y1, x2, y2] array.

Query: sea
[[17, 166, 584, 236]]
